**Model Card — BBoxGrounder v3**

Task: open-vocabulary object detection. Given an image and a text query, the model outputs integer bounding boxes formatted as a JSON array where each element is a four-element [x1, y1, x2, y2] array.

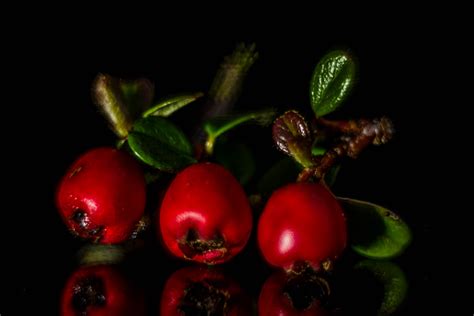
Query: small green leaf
[[310, 50, 356, 117], [128, 117, 196, 172], [257, 157, 302, 197], [142, 92, 204, 118], [356, 260, 408, 316], [214, 142, 255, 185], [204, 109, 275, 155], [92, 74, 154, 138], [272, 110, 314, 168], [339, 197, 411, 259]]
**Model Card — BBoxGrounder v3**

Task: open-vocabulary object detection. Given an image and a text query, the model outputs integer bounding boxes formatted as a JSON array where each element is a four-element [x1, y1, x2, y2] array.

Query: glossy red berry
[[160, 266, 251, 315], [159, 162, 252, 264], [259, 270, 330, 316], [56, 147, 146, 244], [61, 265, 144, 316], [258, 182, 346, 270]]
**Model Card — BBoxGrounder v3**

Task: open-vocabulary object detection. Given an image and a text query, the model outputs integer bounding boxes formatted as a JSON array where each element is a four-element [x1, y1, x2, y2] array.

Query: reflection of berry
[[56, 147, 146, 244], [61, 265, 144, 316], [258, 183, 346, 270], [259, 269, 331, 315], [160, 266, 251, 315], [159, 162, 252, 264]]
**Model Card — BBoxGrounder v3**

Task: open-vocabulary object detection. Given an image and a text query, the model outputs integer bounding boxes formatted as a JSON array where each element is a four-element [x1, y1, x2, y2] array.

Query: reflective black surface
[[5, 21, 439, 315]]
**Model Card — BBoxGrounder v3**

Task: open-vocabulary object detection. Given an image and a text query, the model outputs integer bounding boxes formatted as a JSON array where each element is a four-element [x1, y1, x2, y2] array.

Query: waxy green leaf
[[310, 50, 355, 117], [339, 197, 411, 259], [128, 117, 196, 172], [142, 92, 203, 117]]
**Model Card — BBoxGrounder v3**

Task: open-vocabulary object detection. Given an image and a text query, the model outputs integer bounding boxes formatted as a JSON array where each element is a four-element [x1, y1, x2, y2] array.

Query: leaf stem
[[205, 136, 216, 156]]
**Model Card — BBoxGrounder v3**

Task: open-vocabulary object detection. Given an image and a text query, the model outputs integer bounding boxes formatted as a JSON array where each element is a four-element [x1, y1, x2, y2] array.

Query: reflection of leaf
[[356, 260, 408, 316], [257, 157, 302, 197], [77, 244, 125, 266], [310, 50, 355, 117], [338, 198, 411, 259], [92, 74, 154, 138], [272, 110, 313, 168], [142, 92, 203, 117], [214, 142, 255, 185], [128, 117, 196, 172]]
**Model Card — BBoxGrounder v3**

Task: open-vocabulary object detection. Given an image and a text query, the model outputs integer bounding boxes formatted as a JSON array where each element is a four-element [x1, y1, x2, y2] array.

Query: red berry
[[259, 270, 331, 316], [159, 162, 252, 264], [160, 266, 251, 315], [258, 182, 346, 270], [61, 265, 145, 316], [56, 147, 146, 244]]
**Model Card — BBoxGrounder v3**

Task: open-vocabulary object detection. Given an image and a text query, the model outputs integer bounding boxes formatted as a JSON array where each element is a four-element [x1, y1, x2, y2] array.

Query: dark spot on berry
[[69, 166, 83, 178], [179, 281, 229, 315], [71, 209, 88, 230], [70, 210, 104, 242], [71, 275, 106, 315], [178, 229, 225, 258]]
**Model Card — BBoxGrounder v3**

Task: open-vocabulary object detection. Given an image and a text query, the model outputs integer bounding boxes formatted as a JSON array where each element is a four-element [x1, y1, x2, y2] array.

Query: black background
[[3, 14, 445, 315]]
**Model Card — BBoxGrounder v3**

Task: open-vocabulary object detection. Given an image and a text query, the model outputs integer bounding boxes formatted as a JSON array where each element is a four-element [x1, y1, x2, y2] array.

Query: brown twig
[[298, 117, 394, 182]]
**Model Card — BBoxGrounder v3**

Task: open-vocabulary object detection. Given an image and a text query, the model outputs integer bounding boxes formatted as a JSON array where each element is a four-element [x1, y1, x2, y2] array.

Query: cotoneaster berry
[[159, 162, 252, 264], [258, 182, 346, 271], [160, 266, 251, 315], [61, 265, 144, 316], [56, 147, 146, 244]]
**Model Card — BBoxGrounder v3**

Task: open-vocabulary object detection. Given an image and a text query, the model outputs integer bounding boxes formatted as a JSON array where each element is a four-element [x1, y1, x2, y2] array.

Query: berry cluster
[[57, 46, 410, 315]]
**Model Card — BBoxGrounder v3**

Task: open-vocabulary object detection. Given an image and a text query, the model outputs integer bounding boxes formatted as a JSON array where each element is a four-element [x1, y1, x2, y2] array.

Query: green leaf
[[204, 109, 275, 155], [310, 50, 356, 117], [142, 92, 204, 118], [257, 157, 302, 197], [272, 110, 314, 168], [338, 198, 411, 259], [128, 117, 196, 172], [356, 260, 408, 316], [214, 142, 255, 185], [92, 74, 154, 138]]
